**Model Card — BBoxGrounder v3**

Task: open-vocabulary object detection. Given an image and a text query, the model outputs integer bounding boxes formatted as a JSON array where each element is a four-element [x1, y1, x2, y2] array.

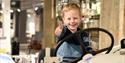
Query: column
[[42, 0, 56, 48], [99, 0, 125, 48], [15, 10, 27, 43], [2, 0, 11, 53]]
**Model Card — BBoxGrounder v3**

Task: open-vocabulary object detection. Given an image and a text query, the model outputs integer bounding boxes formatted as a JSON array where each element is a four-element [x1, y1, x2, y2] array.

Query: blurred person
[[28, 39, 42, 54], [11, 37, 19, 55]]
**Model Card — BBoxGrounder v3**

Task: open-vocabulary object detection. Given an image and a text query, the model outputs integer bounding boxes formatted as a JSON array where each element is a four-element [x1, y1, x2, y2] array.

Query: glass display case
[[81, 0, 101, 50]]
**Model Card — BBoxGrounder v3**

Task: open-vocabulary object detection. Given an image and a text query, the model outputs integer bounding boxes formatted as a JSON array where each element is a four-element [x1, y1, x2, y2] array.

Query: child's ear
[[80, 16, 82, 21]]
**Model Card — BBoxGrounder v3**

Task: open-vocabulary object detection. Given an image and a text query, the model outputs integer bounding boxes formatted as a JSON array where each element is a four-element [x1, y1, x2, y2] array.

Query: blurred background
[[0, 0, 125, 59]]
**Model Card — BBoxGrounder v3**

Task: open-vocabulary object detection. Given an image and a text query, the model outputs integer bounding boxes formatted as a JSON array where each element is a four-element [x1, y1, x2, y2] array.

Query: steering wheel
[[54, 28, 114, 63]]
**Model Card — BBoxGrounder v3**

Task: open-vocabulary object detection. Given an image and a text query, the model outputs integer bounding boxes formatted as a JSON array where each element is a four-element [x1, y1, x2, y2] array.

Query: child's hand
[[55, 21, 64, 37]]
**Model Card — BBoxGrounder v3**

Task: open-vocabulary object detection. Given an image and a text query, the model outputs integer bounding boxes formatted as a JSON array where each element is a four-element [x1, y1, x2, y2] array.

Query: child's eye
[[74, 17, 78, 19], [67, 18, 71, 20]]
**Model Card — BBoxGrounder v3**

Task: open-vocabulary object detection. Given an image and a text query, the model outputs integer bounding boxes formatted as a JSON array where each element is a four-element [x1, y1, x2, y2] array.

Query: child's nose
[[70, 18, 75, 22]]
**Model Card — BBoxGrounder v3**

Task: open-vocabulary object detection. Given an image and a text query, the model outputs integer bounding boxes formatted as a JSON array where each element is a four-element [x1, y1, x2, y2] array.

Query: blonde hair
[[61, 3, 81, 17]]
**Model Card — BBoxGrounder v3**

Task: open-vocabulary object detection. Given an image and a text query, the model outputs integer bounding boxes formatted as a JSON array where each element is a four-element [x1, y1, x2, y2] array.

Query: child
[[55, 3, 94, 62]]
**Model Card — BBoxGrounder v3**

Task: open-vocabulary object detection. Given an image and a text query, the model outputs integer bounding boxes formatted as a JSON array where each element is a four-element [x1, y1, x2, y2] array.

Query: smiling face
[[61, 3, 81, 33], [62, 9, 81, 33]]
